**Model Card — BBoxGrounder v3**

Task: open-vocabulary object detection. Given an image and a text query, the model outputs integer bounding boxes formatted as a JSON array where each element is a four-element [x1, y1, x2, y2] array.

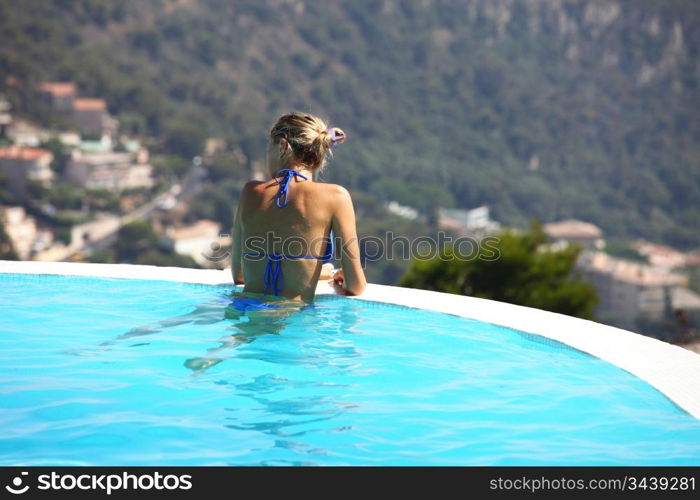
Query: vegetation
[[1, 0, 698, 285], [46, 182, 83, 211], [39, 138, 69, 176], [152, 155, 191, 181], [401, 224, 599, 319], [603, 239, 647, 263]]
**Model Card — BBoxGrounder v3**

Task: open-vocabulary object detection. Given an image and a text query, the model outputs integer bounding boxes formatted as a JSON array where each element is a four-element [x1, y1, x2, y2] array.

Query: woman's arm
[[331, 185, 366, 296], [231, 200, 244, 285]]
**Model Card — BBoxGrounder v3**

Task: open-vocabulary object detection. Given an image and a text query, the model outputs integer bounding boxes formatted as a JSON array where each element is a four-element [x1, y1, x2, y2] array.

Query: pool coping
[[2, 259, 700, 419]]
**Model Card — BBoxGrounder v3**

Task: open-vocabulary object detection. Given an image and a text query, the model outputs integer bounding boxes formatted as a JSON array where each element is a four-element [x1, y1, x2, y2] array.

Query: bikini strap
[[321, 229, 334, 262], [262, 253, 285, 296], [274, 169, 308, 208]]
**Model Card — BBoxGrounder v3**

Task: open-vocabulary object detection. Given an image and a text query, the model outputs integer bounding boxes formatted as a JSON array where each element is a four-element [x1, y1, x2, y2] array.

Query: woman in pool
[[96, 113, 366, 372], [230, 112, 366, 308]]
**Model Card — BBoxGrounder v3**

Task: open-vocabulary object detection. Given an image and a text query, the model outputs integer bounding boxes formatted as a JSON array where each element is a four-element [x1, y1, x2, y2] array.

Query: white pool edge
[[3, 260, 700, 419]]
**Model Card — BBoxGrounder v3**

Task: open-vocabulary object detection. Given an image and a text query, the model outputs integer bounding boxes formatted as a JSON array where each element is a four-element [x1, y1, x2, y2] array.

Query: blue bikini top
[[274, 168, 306, 208], [243, 169, 333, 296]]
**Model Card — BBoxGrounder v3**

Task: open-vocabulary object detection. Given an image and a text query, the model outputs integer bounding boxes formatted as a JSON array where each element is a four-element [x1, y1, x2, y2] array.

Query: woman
[[230, 112, 366, 308]]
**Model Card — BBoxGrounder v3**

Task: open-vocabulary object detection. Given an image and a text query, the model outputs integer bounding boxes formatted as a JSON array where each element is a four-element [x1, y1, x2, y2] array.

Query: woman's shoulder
[[314, 183, 353, 212], [240, 179, 269, 197], [318, 182, 351, 198], [243, 179, 266, 190]]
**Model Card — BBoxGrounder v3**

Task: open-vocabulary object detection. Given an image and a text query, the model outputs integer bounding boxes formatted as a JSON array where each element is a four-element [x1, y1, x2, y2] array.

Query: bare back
[[232, 176, 364, 301]]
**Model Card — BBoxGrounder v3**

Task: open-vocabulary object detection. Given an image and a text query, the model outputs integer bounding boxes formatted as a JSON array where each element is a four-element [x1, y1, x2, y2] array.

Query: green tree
[[25, 179, 48, 201], [163, 118, 206, 159], [135, 249, 198, 268], [152, 155, 191, 180], [40, 138, 68, 175], [48, 182, 83, 210], [400, 223, 598, 319], [114, 220, 160, 262]]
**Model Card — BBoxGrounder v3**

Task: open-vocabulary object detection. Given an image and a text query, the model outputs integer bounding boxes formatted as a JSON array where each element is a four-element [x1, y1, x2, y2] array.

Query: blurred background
[[0, 0, 698, 347]]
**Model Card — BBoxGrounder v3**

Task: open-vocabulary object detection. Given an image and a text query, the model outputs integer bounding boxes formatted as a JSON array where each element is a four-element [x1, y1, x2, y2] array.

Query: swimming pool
[[1, 270, 699, 465]]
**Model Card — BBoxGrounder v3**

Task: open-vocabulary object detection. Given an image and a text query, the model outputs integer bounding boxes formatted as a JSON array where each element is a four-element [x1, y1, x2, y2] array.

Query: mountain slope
[[1, 0, 699, 248]]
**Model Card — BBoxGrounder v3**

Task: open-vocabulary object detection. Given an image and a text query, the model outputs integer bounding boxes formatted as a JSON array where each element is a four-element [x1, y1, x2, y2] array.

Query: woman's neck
[[273, 165, 313, 180]]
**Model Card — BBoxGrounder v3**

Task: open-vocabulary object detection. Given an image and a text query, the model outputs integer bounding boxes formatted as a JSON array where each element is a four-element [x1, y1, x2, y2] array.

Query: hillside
[[1, 0, 699, 253]]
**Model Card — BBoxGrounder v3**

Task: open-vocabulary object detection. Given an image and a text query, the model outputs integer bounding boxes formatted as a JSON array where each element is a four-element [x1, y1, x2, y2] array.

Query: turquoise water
[[1, 273, 699, 466]]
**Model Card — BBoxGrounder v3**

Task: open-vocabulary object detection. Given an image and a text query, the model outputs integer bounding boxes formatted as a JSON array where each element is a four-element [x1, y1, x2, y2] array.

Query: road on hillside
[[60, 163, 207, 261]]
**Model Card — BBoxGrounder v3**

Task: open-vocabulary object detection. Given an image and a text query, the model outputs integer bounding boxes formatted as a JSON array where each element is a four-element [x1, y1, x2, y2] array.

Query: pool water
[[1, 273, 699, 466]]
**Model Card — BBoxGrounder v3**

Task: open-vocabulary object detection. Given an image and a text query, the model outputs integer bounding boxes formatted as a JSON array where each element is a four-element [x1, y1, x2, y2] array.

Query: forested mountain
[[2, 0, 699, 251]]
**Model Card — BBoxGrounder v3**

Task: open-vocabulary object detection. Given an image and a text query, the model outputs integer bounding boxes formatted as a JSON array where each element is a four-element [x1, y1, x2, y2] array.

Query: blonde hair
[[270, 112, 346, 171]]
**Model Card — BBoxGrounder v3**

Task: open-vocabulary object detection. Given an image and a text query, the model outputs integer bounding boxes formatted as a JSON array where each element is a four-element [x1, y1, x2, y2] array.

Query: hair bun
[[270, 112, 343, 171]]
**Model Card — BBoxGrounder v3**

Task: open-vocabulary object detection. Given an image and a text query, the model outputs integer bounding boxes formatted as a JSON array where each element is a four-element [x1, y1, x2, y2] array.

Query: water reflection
[[183, 293, 308, 373], [70, 290, 302, 372], [69, 292, 366, 385], [212, 300, 366, 461]]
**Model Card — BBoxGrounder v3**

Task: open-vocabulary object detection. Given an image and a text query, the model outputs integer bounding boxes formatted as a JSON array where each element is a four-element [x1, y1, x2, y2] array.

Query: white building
[[438, 206, 501, 235], [72, 98, 118, 137], [543, 219, 605, 249], [386, 201, 419, 220], [66, 150, 153, 191], [0, 146, 54, 197], [166, 220, 230, 268], [6, 119, 50, 148], [632, 240, 687, 270], [39, 82, 76, 113], [0, 94, 11, 139], [578, 251, 688, 330], [0, 206, 38, 259]]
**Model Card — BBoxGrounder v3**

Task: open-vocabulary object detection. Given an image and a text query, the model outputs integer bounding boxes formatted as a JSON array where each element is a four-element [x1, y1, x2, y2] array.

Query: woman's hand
[[329, 268, 350, 295]]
